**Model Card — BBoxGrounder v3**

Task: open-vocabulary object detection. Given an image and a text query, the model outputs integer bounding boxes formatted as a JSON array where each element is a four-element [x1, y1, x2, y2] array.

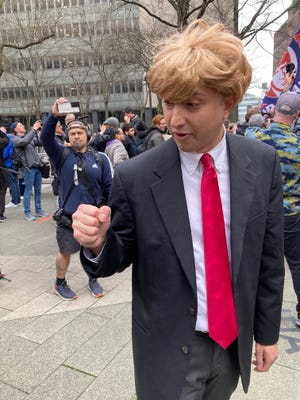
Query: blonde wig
[[148, 19, 252, 106]]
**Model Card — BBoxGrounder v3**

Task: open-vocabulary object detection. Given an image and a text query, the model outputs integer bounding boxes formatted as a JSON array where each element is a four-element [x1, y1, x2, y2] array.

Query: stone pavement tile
[[90, 276, 132, 308], [0, 383, 26, 400], [78, 342, 135, 400], [0, 256, 21, 272], [16, 309, 83, 344], [88, 302, 130, 320], [1, 220, 57, 257], [26, 365, 95, 400], [0, 318, 39, 375], [0, 312, 108, 393], [21, 256, 54, 273], [0, 293, 62, 322], [0, 308, 9, 319], [5, 256, 54, 273], [0, 316, 37, 343], [66, 303, 132, 376], [0, 269, 54, 310], [231, 364, 300, 399]]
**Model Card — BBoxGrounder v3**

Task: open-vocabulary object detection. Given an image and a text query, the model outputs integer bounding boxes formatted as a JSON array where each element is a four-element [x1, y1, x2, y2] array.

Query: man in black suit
[[72, 19, 285, 400]]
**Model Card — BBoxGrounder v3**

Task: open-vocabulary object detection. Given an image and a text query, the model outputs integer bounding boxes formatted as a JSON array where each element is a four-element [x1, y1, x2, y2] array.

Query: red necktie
[[201, 153, 238, 349]]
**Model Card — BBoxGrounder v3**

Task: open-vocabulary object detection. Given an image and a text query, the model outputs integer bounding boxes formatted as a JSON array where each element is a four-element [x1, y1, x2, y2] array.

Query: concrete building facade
[[0, 0, 145, 129]]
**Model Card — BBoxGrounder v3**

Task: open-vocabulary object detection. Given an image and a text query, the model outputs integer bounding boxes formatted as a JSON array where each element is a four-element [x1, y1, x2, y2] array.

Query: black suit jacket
[[81, 134, 284, 400]]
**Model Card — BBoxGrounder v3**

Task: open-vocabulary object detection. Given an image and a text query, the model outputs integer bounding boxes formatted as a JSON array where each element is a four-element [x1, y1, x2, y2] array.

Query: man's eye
[[186, 103, 199, 108]]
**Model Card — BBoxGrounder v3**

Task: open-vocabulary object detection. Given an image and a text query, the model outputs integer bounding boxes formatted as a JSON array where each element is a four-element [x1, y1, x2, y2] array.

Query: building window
[[115, 81, 121, 94], [57, 26, 64, 38], [45, 58, 53, 69], [81, 22, 87, 36], [49, 87, 56, 97], [129, 81, 135, 93], [21, 88, 28, 99], [53, 58, 60, 69], [56, 86, 63, 97], [61, 57, 68, 68], [122, 82, 128, 93], [70, 86, 77, 96], [64, 85, 70, 97], [15, 89, 21, 99], [2, 89, 8, 100], [73, 22, 80, 37], [136, 80, 143, 92]]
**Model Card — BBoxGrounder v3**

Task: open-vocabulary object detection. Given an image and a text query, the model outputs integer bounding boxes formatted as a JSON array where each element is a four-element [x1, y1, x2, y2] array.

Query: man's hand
[[252, 343, 279, 372], [72, 204, 111, 256], [52, 97, 68, 117], [33, 120, 42, 131]]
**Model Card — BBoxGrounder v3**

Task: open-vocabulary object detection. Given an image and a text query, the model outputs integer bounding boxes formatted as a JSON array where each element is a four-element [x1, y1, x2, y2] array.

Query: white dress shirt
[[179, 134, 231, 332]]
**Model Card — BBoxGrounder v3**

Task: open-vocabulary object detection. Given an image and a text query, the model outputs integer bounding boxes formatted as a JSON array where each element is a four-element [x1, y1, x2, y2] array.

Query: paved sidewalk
[[0, 184, 299, 399]]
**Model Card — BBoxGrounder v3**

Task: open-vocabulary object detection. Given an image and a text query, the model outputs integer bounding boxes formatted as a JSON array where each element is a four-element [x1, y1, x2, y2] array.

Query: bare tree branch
[[119, 0, 178, 28], [0, 32, 55, 51]]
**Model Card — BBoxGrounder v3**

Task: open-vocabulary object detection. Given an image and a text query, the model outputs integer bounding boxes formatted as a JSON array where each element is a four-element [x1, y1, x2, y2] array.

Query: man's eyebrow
[[191, 91, 207, 98]]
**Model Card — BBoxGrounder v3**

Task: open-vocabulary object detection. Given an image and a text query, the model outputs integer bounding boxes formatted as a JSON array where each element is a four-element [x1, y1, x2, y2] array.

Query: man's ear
[[223, 95, 235, 119]]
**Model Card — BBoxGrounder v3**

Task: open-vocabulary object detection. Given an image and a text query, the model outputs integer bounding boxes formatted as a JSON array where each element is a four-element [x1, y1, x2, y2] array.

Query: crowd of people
[[0, 107, 170, 223], [0, 17, 300, 400]]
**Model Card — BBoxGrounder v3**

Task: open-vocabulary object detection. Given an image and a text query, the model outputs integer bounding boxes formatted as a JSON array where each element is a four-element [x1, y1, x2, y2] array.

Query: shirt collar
[[179, 130, 227, 175]]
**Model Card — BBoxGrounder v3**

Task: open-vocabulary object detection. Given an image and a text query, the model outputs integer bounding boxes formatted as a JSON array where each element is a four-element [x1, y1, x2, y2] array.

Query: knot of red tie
[[201, 153, 212, 169]]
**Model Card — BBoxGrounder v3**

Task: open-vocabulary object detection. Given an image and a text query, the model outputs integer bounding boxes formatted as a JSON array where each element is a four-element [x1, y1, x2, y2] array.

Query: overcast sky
[[242, 0, 292, 96]]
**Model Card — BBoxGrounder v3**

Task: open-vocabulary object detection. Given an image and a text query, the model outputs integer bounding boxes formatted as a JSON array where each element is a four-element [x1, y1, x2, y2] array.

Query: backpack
[[3, 135, 14, 168], [135, 130, 156, 155], [89, 132, 111, 153], [51, 147, 104, 196]]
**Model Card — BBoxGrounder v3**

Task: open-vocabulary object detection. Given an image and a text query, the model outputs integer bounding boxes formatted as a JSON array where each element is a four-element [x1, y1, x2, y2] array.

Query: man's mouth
[[173, 132, 190, 138]]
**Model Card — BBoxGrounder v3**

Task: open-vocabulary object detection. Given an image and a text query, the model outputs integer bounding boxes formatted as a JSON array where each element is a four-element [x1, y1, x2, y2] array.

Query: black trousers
[[0, 170, 8, 217], [179, 332, 240, 400]]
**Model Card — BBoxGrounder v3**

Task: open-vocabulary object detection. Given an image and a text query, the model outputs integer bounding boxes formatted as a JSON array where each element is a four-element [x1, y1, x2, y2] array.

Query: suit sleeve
[[80, 167, 136, 278], [254, 150, 285, 345]]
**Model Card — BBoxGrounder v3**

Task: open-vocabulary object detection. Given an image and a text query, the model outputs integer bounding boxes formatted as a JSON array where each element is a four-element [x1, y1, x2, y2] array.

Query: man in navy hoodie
[[41, 98, 113, 300]]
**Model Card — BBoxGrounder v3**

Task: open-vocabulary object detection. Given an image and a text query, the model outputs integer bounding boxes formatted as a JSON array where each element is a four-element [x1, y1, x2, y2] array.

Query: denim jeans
[[8, 169, 21, 204], [23, 167, 42, 215], [284, 212, 300, 313]]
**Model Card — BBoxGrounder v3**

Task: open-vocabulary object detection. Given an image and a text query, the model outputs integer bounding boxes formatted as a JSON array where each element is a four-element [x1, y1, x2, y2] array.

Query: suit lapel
[[150, 139, 197, 296], [227, 135, 257, 284]]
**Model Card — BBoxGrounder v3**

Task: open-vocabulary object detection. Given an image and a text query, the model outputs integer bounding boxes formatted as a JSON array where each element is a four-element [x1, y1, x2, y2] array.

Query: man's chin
[[72, 143, 85, 150]]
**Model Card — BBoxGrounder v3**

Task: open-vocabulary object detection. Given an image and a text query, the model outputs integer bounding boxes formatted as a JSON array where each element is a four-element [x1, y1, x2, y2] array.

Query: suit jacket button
[[189, 307, 195, 315], [181, 345, 189, 354]]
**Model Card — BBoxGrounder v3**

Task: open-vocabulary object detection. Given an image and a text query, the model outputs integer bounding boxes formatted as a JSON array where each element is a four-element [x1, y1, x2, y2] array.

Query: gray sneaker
[[88, 279, 104, 298], [35, 210, 49, 218], [24, 213, 36, 221], [54, 281, 77, 301]]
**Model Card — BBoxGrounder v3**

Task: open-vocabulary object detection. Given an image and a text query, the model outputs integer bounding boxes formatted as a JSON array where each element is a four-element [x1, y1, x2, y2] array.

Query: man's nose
[[168, 105, 185, 127]]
